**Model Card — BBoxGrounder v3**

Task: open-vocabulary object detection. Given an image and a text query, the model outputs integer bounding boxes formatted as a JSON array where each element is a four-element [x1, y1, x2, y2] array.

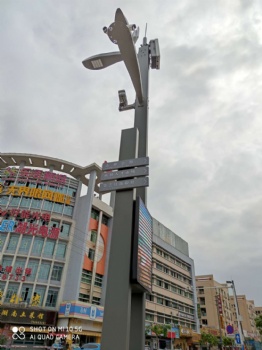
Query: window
[[31, 199, 42, 209], [79, 293, 89, 302], [64, 205, 73, 216], [88, 248, 95, 261], [156, 279, 162, 287], [146, 294, 154, 302], [2, 256, 13, 269], [157, 297, 163, 305], [53, 203, 63, 214], [33, 286, 46, 306], [10, 197, 20, 206], [92, 296, 101, 305], [45, 288, 59, 307], [90, 231, 97, 243], [43, 201, 53, 211], [5, 283, 19, 302], [19, 236, 32, 254], [0, 234, 7, 252], [146, 313, 154, 321], [6, 235, 19, 252], [95, 273, 103, 287], [13, 258, 26, 273], [102, 215, 109, 226], [31, 237, 44, 255], [60, 223, 71, 237], [20, 197, 31, 208], [51, 265, 63, 281], [38, 262, 51, 281], [156, 263, 162, 270], [91, 209, 99, 220], [26, 260, 39, 281], [81, 269, 92, 284], [55, 242, 67, 258], [43, 240, 56, 257], [157, 315, 164, 323], [21, 285, 33, 303]]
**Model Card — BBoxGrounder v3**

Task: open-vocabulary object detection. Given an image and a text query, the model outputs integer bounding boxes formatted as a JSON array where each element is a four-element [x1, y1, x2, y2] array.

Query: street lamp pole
[[82, 9, 160, 350], [226, 281, 245, 350]]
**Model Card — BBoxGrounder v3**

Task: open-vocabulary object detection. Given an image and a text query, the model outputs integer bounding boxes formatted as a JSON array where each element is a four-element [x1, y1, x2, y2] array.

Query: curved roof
[[0, 153, 102, 192]]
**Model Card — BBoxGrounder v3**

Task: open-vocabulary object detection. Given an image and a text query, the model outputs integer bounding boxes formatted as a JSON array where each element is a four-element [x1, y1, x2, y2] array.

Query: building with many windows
[[145, 219, 200, 350], [0, 153, 112, 347]]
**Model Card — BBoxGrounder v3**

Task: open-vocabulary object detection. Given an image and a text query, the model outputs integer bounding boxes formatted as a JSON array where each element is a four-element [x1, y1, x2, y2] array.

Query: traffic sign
[[102, 157, 149, 171], [226, 325, 234, 334], [101, 166, 149, 181], [99, 176, 149, 193], [235, 333, 241, 344]]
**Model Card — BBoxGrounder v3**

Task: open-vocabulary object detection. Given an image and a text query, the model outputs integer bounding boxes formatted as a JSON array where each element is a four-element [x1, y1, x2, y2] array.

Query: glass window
[[90, 231, 97, 243], [94, 273, 103, 287], [43, 201, 53, 211], [64, 205, 73, 216], [0, 196, 9, 206], [45, 288, 59, 307], [5, 283, 19, 303], [20, 197, 31, 208], [60, 223, 70, 237], [10, 197, 20, 207], [19, 236, 32, 254], [79, 293, 89, 302], [81, 269, 92, 284], [102, 215, 109, 226], [67, 188, 76, 197], [43, 240, 56, 257], [91, 209, 99, 220], [2, 256, 13, 269], [26, 260, 39, 281], [92, 296, 100, 305], [33, 286, 46, 306], [13, 258, 27, 274], [55, 242, 67, 258], [51, 265, 63, 281], [88, 248, 95, 261], [21, 284, 33, 303], [38, 262, 51, 281], [0, 233, 7, 251], [53, 203, 63, 214], [31, 199, 42, 209], [146, 313, 154, 321], [31, 237, 44, 255], [6, 234, 19, 252]]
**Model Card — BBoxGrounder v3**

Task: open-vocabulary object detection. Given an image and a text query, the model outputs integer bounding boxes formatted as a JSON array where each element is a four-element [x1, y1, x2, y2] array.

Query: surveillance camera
[[103, 26, 108, 34], [118, 90, 128, 107]]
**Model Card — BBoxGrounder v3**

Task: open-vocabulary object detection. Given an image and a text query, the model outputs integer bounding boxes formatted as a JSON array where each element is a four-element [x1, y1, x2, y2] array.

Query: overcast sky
[[1, 0, 262, 306]]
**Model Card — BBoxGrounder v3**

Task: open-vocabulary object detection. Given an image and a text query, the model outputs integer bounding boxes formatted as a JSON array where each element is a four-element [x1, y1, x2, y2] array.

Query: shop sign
[[178, 311, 195, 320], [201, 327, 219, 336], [0, 208, 51, 222], [180, 327, 192, 337], [59, 302, 104, 322], [2, 167, 67, 187], [0, 265, 31, 282], [0, 219, 60, 239], [216, 294, 223, 314], [3, 186, 71, 205], [0, 306, 57, 325]]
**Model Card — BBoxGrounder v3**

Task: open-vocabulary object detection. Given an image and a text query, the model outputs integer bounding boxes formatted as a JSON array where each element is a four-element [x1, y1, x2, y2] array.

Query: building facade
[[0, 153, 112, 347], [145, 218, 200, 350]]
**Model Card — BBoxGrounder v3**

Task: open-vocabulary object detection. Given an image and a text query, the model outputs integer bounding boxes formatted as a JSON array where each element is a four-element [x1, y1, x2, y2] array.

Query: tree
[[255, 315, 262, 335], [200, 332, 219, 349], [222, 337, 235, 347], [145, 323, 171, 349], [0, 335, 8, 346]]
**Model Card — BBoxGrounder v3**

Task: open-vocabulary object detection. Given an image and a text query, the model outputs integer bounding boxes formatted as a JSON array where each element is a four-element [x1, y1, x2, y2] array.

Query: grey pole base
[[101, 128, 138, 350]]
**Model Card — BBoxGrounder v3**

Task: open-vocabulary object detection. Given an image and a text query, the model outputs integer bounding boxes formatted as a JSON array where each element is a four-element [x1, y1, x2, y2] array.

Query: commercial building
[[146, 219, 200, 350], [0, 153, 112, 347], [0, 152, 199, 350], [195, 275, 233, 339]]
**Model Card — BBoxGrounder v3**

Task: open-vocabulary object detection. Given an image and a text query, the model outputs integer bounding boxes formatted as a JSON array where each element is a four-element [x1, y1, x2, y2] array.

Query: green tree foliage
[[145, 324, 171, 349], [200, 332, 219, 349], [255, 315, 262, 335], [222, 337, 235, 346]]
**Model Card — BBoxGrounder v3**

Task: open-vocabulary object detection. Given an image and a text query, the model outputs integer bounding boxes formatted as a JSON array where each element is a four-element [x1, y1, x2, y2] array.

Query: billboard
[[131, 196, 153, 293]]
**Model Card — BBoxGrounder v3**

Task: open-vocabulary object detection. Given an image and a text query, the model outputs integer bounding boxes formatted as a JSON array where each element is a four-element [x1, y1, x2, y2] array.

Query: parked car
[[81, 344, 101, 350]]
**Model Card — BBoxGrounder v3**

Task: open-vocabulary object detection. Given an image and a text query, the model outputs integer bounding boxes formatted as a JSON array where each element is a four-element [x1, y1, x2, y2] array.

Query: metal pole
[[129, 37, 150, 350], [101, 128, 138, 350]]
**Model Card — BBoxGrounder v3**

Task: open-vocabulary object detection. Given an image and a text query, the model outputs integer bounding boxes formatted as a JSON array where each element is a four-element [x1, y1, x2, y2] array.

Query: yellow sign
[[3, 186, 71, 205]]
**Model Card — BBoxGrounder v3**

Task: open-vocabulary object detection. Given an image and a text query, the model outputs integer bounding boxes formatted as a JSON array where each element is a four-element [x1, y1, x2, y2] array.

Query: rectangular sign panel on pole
[[99, 177, 149, 193], [101, 166, 149, 181], [102, 157, 149, 171]]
